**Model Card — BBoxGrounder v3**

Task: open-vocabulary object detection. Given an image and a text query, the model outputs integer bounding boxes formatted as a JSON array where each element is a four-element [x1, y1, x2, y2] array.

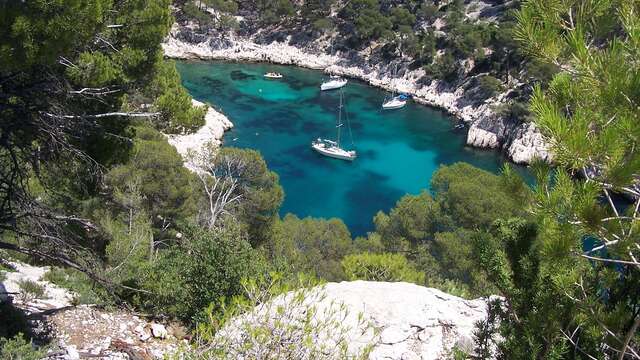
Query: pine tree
[[476, 0, 640, 358]]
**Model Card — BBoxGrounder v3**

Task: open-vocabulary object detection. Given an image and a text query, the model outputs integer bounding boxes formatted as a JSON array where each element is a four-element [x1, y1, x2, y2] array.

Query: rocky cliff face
[[163, 2, 553, 164], [222, 281, 495, 359]]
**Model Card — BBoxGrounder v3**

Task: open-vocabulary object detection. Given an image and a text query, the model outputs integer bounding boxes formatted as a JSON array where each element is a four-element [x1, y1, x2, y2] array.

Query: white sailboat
[[382, 64, 408, 110], [382, 94, 408, 109], [312, 90, 357, 161], [320, 75, 348, 91]]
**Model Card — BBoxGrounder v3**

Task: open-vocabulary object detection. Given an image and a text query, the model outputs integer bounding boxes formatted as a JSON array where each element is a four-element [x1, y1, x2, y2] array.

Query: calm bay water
[[176, 61, 527, 236]]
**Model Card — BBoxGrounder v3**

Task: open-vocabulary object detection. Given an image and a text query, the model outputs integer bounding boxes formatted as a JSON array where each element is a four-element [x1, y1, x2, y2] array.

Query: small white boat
[[320, 76, 347, 91], [264, 72, 283, 79], [312, 139, 357, 161], [382, 94, 408, 110], [312, 90, 357, 161]]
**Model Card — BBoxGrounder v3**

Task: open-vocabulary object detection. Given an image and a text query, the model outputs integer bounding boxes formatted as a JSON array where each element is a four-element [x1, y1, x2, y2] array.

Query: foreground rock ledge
[[223, 281, 492, 359]]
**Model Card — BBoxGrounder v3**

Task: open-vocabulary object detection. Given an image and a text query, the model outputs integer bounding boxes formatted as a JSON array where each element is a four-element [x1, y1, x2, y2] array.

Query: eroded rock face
[[225, 281, 492, 359], [466, 115, 510, 149], [505, 122, 552, 164]]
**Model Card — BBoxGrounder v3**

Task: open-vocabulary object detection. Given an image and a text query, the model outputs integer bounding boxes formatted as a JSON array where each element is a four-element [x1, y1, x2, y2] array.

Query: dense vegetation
[[1, 0, 639, 359]]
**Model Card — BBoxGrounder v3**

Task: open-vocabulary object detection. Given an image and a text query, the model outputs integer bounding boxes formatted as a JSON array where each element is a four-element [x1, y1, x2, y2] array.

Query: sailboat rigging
[[311, 90, 357, 161]]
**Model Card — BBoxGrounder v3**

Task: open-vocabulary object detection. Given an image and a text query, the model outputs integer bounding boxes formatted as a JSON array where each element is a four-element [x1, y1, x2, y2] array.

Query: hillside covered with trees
[[1, 0, 639, 359]]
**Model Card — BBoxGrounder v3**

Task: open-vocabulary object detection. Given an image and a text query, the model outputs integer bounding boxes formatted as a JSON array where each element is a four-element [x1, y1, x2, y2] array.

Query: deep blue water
[[176, 61, 528, 236]]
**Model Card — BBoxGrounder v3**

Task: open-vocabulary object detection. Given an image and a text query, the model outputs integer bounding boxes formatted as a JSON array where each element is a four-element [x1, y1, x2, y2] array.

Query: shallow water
[[177, 61, 528, 236]]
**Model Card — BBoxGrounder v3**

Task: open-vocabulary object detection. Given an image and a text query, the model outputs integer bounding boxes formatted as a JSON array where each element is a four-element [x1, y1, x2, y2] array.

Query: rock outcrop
[[3, 261, 75, 311], [1, 262, 181, 359], [163, 10, 552, 164], [165, 98, 233, 170], [505, 122, 552, 164], [223, 281, 493, 359]]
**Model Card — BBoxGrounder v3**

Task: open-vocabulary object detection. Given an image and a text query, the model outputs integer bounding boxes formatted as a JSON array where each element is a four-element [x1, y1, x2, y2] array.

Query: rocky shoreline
[[165, 98, 234, 170], [163, 24, 551, 164]]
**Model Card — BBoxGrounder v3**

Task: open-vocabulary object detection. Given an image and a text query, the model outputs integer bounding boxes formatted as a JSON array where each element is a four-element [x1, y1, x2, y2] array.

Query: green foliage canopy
[[342, 252, 425, 284]]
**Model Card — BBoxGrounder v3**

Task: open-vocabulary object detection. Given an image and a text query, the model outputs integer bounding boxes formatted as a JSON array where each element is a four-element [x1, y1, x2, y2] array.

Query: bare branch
[[41, 111, 160, 119], [579, 253, 640, 267]]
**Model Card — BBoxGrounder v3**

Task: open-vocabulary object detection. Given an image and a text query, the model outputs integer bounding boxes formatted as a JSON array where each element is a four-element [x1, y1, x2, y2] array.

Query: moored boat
[[312, 139, 357, 161], [382, 94, 409, 110], [320, 76, 347, 91], [312, 90, 356, 161], [264, 72, 283, 79]]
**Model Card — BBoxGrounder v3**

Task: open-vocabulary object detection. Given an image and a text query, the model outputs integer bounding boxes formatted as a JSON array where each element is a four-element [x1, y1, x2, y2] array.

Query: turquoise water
[[176, 61, 528, 236]]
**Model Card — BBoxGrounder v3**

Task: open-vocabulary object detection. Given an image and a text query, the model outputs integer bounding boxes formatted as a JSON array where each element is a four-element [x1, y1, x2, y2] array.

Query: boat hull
[[382, 99, 407, 110], [311, 143, 356, 161], [320, 80, 347, 91]]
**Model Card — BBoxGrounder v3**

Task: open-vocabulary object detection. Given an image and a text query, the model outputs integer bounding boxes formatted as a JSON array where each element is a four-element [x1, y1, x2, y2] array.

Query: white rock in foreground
[[225, 281, 491, 359], [3, 261, 75, 309], [165, 99, 233, 170]]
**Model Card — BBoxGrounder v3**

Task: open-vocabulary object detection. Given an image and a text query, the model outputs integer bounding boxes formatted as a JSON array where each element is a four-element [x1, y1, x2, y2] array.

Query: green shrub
[[424, 52, 458, 82], [139, 223, 264, 323], [312, 18, 333, 33], [341, 253, 425, 284], [476, 75, 504, 100], [0, 334, 46, 360], [268, 214, 354, 281], [16, 280, 45, 302]]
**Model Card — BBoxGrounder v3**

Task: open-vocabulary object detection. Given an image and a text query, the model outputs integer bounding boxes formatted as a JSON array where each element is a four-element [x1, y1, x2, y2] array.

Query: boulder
[[223, 281, 492, 359], [150, 323, 168, 339]]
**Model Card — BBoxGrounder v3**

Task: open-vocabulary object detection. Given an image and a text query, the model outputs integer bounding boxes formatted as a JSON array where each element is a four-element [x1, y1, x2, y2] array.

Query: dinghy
[[264, 72, 283, 79]]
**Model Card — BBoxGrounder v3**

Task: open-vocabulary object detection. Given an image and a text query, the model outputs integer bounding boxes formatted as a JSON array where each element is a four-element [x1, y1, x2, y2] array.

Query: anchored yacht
[[320, 75, 347, 91], [311, 90, 356, 161]]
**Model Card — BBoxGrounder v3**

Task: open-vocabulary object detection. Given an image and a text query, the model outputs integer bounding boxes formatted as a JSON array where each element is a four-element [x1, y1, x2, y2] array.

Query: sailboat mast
[[336, 90, 343, 147], [392, 63, 397, 97]]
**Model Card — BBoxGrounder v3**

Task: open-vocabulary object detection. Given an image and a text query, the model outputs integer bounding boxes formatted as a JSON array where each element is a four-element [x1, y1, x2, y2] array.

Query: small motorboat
[[320, 76, 347, 91], [382, 94, 409, 110], [264, 72, 283, 79]]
